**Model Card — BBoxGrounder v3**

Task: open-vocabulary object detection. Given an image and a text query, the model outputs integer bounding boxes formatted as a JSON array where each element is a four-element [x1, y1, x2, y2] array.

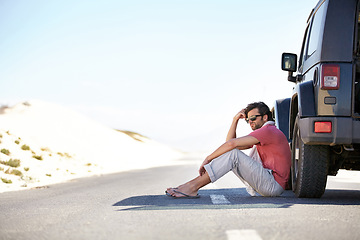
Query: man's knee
[[227, 149, 250, 163], [224, 149, 245, 158]]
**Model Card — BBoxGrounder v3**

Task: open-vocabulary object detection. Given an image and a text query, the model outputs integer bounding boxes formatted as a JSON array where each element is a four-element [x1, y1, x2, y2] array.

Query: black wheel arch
[[273, 98, 291, 142], [289, 80, 316, 139]]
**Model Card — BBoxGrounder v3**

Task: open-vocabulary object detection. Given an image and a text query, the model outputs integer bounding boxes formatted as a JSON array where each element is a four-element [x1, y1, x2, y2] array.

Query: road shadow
[[113, 188, 360, 211]]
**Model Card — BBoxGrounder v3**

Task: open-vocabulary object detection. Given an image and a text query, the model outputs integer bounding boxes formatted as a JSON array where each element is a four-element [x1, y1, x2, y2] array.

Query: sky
[[0, 0, 317, 152]]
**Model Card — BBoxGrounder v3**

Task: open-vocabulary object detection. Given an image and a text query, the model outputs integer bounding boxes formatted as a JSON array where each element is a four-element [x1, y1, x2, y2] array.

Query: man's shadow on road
[[113, 188, 360, 211]]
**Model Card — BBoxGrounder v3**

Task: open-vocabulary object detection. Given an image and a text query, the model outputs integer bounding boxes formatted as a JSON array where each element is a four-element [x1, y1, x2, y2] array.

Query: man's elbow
[[226, 139, 238, 149], [229, 136, 257, 150]]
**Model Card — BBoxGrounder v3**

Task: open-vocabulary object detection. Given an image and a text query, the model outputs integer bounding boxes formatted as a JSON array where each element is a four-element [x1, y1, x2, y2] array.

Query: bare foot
[[166, 172, 211, 198], [166, 183, 198, 198]]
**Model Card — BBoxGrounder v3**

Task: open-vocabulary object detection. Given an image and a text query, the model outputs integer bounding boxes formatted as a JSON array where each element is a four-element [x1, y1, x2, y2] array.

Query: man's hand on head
[[234, 109, 246, 121]]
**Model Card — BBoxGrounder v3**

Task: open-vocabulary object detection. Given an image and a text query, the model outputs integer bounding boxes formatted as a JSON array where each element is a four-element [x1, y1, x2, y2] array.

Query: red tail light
[[321, 64, 340, 90], [314, 121, 332, 133]]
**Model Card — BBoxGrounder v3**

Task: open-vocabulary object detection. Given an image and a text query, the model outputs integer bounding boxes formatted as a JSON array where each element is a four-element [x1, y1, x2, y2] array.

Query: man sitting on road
[[166, 102, 291, 198]]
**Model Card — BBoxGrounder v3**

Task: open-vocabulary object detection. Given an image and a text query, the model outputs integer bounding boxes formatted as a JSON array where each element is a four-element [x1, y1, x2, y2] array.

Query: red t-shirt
[[248, 123, 291, 189]]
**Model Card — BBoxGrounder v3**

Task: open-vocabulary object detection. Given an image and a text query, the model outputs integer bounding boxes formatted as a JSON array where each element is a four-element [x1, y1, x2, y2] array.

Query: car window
[[299, 24, 310, 71], [307, 2, 327, 58], [357, 11, 360, 55]]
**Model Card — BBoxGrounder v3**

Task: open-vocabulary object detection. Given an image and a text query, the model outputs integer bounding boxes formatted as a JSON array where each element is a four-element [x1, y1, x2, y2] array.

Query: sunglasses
[[245, 114, 263, 123]]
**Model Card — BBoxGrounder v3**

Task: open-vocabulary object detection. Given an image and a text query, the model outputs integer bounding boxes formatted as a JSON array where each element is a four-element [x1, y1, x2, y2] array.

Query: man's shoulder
[[263, 124, 285, 135], [251, 124, 282, 136], [263, 124, 288, 142], [250, 124, 288, 145], [259, 123, 277, 132], [265, 124, 279, 131]]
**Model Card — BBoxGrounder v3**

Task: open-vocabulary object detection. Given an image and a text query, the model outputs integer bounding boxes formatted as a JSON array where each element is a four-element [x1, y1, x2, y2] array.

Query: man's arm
[[226, 110, 246, 141], [199, 135, 259, 175]]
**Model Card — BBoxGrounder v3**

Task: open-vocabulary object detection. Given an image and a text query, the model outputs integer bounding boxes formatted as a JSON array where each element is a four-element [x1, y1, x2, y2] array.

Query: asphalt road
[[0, 156, 360, 240]]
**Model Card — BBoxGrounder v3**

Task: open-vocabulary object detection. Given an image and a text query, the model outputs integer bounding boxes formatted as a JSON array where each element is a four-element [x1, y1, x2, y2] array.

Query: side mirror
[[281, 53, 297, 72], [281, 53, 298, 83]]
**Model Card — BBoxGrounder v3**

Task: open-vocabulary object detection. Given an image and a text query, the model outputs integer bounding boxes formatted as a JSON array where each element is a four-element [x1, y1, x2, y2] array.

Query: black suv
[[274, 0, 360, 198]]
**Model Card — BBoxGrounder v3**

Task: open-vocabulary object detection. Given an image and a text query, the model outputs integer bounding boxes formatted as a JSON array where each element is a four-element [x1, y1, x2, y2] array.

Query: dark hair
[[244, 102, 273, 121]]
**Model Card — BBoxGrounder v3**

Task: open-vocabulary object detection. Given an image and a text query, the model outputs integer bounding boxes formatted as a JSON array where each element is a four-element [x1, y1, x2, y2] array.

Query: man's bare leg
[[166, 171, 211, 198]]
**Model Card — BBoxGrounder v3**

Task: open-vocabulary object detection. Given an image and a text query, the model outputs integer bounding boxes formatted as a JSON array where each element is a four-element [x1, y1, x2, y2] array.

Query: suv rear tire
[[291, 116, 329, 198]]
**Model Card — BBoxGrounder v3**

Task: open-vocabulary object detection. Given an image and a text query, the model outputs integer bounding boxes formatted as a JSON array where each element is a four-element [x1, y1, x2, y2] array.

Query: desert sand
[[0, 100, 184, 193]]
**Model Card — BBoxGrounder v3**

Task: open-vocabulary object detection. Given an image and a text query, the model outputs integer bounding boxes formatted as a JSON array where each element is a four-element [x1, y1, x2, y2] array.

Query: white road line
[[226, 230, 263, 240], [210, 194, 230, 204]]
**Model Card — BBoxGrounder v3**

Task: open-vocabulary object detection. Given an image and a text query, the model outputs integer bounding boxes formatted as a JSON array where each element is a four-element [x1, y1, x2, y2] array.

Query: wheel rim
[[292, 128, 300, 191]]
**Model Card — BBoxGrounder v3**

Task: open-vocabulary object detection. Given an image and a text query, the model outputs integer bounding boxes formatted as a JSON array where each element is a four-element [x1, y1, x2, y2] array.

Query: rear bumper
[[299, 117, 360, 145]]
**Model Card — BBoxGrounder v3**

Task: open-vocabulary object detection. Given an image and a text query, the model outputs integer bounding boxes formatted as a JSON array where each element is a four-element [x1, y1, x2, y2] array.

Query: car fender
[[296, 81, 316, 117], [273, 98, 291, 142], [289, 81, 316, 139]]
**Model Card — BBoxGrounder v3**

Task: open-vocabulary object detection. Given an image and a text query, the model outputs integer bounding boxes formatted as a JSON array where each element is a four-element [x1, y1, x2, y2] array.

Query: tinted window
[[357, 11, 360, 55], [307, 3, 327, 58], [299, 24, 310, 70]]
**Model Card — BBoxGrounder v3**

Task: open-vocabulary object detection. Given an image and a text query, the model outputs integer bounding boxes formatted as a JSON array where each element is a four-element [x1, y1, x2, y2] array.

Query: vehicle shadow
[[113, 188, 360, 211]]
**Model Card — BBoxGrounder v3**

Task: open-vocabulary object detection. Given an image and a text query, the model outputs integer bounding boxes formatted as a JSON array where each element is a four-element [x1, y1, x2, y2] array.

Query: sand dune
[[0, 100, 184, 193]]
